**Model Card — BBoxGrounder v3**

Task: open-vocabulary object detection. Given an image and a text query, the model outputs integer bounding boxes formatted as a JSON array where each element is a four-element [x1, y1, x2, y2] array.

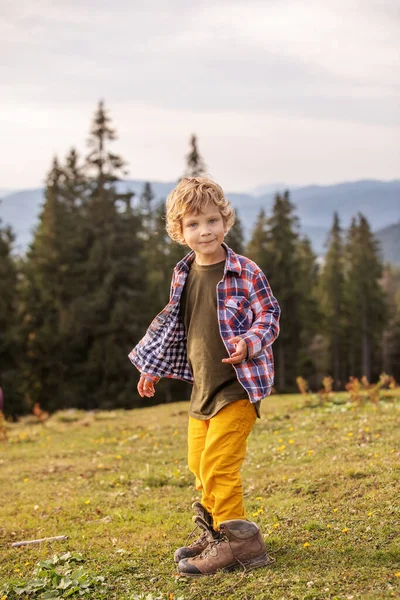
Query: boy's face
[[181, 202, 227, 265]]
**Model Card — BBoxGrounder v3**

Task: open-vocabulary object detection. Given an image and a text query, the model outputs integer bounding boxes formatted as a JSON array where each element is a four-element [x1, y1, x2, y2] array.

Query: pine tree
[[0, 223, 17, 356], [19, 102, 148, 412], [183, 134, 206, 178], [20, 149, 92, 412], [246, 209, 268, 269], [342, 217, 359, 377], [296, 236, 322, 383], [247, 194, 301, 390], [319, 213, 345, 387], [263, 191, 300, 390], [225, 210, 244, 254], [137, 182, 163, 325], [54, 149, 94, 405], [343, 214, 387, 380], [77, 101, 146, 409], [381, 265, 400, 379], [0, 220, 23, 416], [62, 148, 87, 207], [140, 182, 155, 233], [19, 158, 70, 411], [86, 100, 127, 192]]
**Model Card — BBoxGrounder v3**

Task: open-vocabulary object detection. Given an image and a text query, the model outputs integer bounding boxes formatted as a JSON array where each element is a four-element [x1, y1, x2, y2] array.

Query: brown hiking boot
[[173, 502, 215, 563], [177, 519, 275, 576]]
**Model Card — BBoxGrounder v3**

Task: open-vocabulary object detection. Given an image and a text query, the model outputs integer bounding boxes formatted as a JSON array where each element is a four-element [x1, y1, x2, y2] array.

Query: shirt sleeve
[[240, 269, 280, 360], [129, 270, 178, 379]]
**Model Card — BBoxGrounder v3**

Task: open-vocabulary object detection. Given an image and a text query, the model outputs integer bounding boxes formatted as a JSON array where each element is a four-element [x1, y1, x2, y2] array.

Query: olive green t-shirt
[[180, 259, 259, 419]]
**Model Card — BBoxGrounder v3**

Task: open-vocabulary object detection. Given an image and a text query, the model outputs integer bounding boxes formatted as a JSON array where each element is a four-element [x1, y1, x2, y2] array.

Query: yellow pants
[[188, 398, 257, 529]]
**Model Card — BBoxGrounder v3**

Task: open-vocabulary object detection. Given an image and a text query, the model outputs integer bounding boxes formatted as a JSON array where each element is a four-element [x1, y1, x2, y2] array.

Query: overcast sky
[[1, 0, 399, 192]]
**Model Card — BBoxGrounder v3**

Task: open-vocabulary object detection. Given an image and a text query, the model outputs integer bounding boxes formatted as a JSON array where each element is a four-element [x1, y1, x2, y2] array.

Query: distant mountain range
[[1, 179, 399, 264]]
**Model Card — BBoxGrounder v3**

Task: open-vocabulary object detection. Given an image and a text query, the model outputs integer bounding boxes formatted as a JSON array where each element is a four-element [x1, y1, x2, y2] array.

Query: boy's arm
[[240, 269, 280, 360]]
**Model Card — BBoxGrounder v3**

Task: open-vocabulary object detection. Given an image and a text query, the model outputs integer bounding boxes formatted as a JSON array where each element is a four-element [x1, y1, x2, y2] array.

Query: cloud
[[2, 1, 399, 115], [0, 0, 399, 188]]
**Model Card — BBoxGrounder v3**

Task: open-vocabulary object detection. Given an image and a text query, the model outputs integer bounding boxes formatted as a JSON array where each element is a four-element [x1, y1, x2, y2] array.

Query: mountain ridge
[[1, 179, 399, 263]]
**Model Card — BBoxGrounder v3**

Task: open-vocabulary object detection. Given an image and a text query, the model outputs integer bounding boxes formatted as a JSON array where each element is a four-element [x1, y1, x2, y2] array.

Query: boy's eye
[[188, 222, 197, 228]]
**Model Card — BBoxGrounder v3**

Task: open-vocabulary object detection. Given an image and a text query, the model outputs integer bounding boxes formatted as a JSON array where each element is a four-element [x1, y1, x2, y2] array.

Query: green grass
[[0, 392, 399, 599]]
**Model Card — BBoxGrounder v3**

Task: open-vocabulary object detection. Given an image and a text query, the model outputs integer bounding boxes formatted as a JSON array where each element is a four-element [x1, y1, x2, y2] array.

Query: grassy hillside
[[0, 392, 399, 600]]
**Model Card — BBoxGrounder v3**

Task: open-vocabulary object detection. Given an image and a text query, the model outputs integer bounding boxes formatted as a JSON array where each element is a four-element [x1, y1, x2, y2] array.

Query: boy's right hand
[[138, 375, 158, 398]]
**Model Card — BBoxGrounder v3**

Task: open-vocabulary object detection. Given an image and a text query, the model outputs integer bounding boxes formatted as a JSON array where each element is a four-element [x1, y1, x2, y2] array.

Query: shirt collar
[[176, 243, 242, 276]]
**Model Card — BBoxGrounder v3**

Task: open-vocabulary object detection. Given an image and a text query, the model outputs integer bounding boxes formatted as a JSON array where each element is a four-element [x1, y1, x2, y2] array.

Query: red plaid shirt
[[129, 244, 280, 403]]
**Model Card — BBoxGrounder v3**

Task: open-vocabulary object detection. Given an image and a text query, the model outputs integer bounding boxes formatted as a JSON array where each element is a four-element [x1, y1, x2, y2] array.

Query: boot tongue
[[192, 502, 213, 528], [192, 515, 215, 540]]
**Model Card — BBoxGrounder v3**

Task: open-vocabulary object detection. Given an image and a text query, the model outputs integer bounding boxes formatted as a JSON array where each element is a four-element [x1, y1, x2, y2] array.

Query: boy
[[129, 177, 280, 576]]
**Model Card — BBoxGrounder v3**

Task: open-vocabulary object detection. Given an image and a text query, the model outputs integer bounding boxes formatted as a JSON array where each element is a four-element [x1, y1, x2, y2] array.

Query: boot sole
[[174, 549, 206, 564], [178, 553, 275, 577]]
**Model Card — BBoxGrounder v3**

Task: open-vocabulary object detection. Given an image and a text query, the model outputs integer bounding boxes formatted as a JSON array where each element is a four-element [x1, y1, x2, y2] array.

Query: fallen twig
[[11, 535, 68, 547]]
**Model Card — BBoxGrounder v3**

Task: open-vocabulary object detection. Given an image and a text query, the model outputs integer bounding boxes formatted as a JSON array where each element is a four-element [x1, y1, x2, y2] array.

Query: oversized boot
[[177, 519, 274, 576], [174, 502, 216, 563]]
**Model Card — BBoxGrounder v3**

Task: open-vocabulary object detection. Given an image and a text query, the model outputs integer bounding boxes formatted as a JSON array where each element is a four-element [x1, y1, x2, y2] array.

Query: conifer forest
[[1, 102, 400, 418]]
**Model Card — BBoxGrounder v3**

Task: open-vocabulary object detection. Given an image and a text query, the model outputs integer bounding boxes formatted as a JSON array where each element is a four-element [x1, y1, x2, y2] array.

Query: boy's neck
[[194, 244, 226, 266]]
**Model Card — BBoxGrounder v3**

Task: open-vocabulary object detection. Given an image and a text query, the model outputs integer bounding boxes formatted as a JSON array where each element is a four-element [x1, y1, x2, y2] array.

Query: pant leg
[[199, 399, 257, 528], [187, 416, 214, 515]]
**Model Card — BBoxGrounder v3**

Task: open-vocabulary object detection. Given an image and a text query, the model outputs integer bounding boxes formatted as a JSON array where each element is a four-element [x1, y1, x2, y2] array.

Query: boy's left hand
[[222, 336, 248, 364]]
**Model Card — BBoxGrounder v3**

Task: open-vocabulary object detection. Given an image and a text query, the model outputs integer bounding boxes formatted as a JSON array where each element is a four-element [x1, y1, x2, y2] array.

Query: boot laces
[[198, 530, 229, 559], [185, 528, 208, 548]]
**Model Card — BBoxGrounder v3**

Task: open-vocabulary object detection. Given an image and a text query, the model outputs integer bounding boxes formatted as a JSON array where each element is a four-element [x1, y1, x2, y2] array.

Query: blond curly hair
[[166, 177, 235, 245]]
